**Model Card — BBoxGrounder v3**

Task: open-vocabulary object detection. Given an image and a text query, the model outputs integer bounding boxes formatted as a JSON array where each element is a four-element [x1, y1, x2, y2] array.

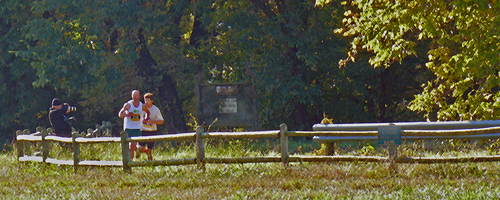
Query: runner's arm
[[118, 103, 131, 118]]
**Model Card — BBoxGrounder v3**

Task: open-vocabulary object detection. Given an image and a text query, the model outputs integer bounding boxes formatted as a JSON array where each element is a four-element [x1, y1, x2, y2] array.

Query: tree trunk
[[378, 68, 387, 122], [135, 28, 187, 133], [189, 15, 208, 49], [171, 0, 191, 45], [157, 75, 188, 133]]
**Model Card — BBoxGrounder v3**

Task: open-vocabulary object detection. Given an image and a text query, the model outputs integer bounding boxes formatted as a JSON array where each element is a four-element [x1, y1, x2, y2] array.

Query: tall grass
[[3, 138, 500, 199]]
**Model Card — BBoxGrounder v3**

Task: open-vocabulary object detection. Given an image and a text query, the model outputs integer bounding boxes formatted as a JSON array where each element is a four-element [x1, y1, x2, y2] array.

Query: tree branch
[[248, 0, 276, 18]]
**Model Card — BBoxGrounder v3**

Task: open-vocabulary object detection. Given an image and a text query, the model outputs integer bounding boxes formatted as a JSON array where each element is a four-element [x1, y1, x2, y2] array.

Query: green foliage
[[203, 0, 360, 129], [2, 0, 444, 146], [202, 0, 430, 127], [339, 0, 500, 121], [486, 139, 500, 155], [358, 142, 375, 156], [1, 0, 197, 136], [0, 0, 55, 140]]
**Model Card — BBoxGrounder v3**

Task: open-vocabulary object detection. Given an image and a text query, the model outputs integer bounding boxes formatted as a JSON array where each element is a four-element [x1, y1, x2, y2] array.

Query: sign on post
[[219, 98, 237, 113], [378, 124, 401, 146], [195, 75, 258, 128]]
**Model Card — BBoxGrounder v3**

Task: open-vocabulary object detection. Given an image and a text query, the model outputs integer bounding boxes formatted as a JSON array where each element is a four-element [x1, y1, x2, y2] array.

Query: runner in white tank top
[[118, 90, 150, 160], [123, 99, 143, 130]]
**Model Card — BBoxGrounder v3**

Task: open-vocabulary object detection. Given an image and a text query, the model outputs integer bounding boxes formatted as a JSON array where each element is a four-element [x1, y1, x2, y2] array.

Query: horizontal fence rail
[[313, 133, 500, 142], [312, 124, 500, 143], [288, 155, 387, 163], [16, 129, 124, 169], [127, 133, 196, 143], [45, 136, 73, 143], [312, 120, 500, 131], [204, 157, 281, 164], [128, 158, 197, 167], [75, 137, 121, 143], [201, 130, 280, 139], [16, 135, 43, 142], [120, 128, 282, 171], [16, 121, 500, 171], [395, 156, 500, 163], [288, 131, 377, 137]]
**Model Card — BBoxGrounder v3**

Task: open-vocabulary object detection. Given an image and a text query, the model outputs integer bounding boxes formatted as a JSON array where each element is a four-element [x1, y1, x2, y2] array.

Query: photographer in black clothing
[[49, 98, 76, 137]]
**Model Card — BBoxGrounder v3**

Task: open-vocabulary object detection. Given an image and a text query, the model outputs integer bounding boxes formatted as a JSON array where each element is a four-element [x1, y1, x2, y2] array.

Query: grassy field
[[2, 139, 500, 199]]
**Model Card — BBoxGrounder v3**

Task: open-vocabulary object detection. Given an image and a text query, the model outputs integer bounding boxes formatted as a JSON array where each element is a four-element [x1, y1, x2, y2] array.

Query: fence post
[[41, 130, 48, 163], [388, 142, 398, 171], [72, 132, 80, 172], [378, 124, 400, 171], [106, 121, 112, 136], [36, 126, 43, 134], [121, 131, 131, 172], [86, 128, 93, 138], [95, 124, 100, 137], [280, 124, 289, 166], [16, 130, 23, 159], [323, 142, 336, 156], [101, 125, 106, 137], [195, 126, 205, 169], [22, 129, 30, 155]]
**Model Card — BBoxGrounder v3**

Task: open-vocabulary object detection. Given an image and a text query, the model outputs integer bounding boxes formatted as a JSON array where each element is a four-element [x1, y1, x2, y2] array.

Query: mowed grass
[[2, 138, 500, 199]]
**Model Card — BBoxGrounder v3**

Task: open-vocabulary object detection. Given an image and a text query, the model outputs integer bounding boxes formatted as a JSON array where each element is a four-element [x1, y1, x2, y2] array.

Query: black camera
[[63, 103, 77, 112]]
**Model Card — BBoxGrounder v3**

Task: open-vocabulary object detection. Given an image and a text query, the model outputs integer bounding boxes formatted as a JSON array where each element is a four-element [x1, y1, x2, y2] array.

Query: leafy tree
[[324, 53, 432, 123], [3, 0, 196, 137], [0, 0, 57, 142], [198, 0, 350, 130], [1, 0, 441, 145], [339, 0, 500, 121], [199, 0, 430, 128]]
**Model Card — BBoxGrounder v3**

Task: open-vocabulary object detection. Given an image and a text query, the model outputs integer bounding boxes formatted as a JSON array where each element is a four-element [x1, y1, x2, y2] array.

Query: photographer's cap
[[52, 98, 62, 106]]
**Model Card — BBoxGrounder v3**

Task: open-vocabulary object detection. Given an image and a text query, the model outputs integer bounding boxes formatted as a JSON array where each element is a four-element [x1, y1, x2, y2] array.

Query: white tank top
[[123, 100, 143, 130]]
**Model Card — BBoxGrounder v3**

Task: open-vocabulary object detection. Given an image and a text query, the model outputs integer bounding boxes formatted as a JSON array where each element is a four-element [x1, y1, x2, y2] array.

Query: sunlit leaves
[[316, 0, 334, 7], [340, 0, 500, 121]]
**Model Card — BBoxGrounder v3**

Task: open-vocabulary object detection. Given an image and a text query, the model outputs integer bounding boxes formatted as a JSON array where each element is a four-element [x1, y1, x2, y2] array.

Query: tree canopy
[[1, 0, 441, 143], [339, 0, 500, 121]]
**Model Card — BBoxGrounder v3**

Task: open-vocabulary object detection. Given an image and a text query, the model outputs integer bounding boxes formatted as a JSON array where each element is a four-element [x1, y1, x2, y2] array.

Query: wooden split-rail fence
[[16, 120, 500, 172]]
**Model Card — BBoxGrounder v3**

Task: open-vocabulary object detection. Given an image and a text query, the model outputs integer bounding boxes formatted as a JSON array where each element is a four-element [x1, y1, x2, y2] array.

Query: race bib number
[[143, 124, 153, 130], [131, 110, 141, 121]]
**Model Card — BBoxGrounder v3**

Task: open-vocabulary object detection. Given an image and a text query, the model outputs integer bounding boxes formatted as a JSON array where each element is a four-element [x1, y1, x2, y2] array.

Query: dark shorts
[[139, 130, 157, 149], [126, 129, 142, 137]]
